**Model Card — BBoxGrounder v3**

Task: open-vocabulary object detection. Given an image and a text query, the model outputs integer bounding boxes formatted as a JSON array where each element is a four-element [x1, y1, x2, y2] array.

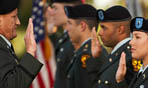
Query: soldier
[[116, 17, 148, 88], [91, 5, 136, 88], [46, 0, 83, 88], [0, 0, 43, 87], [64, 4, 108, 88]]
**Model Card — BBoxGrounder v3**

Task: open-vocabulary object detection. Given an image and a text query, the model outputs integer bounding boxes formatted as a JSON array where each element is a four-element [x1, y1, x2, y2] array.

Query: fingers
[[119, 52, 126, 68], [116, 52, 127, 83]]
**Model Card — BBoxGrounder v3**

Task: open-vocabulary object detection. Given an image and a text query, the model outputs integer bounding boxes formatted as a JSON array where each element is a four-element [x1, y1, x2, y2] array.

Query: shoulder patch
[[81, 55, 90, 68]]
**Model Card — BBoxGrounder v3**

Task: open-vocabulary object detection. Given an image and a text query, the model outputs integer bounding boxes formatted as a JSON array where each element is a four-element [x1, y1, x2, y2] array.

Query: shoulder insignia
[[81, 55, 90, 68], [132, 58, 142, 72]]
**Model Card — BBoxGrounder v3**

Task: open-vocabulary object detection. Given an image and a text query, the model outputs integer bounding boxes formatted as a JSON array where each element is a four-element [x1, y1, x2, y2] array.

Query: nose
[[16, 16, 21, 26]]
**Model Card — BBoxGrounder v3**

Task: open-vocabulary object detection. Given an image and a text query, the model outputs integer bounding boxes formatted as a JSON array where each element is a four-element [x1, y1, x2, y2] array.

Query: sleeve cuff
[[19, 53, 43, 77]]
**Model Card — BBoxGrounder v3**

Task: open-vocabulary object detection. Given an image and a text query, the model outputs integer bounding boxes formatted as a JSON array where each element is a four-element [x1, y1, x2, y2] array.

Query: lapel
[[133, 68, 148, 88], [66, 40, 91, 73], [0, 36, 19, 63], [128, 73, 138, 88], [98, 41, 130, 75]]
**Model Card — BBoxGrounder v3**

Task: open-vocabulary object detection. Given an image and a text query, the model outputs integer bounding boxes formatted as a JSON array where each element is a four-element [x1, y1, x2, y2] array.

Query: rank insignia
[[81, 55, 90, 68]]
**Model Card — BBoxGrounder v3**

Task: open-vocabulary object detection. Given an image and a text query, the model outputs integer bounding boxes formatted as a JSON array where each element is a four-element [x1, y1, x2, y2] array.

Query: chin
[[132, 53, 141, 60]]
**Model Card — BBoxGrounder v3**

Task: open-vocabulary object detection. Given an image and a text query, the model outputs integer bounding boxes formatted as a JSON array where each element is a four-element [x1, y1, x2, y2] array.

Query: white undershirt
[[111, 37, 131, 54]]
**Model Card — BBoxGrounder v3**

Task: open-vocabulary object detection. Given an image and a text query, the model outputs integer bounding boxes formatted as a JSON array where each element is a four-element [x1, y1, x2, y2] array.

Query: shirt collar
[[111, 37, 131, 54], [139, 64, 148, 74], [0, 34, 11, 47]]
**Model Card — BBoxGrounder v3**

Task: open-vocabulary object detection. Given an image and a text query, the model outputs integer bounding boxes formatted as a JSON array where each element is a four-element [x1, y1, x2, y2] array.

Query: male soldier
[[64, 4, 108, 88], [46, 0, 83, 88], [0, 0, 43, 88], [91, 5, 136, 88]]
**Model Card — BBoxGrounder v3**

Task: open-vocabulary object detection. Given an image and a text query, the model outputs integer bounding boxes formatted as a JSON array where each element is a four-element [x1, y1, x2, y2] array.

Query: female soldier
[[116, 17, 148, 88]]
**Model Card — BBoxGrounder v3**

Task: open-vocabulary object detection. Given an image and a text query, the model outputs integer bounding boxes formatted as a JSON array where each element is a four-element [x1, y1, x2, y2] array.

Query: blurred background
[[13, 0, 148, 57]]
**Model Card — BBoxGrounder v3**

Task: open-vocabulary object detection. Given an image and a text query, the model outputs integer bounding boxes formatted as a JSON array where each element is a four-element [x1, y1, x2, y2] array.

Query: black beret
[[130, 17, 148, 32], [64, 4, 97, 20], [0, 0, 20, 14], [51, 0, 81, 3], [97, 5, 132, 22]]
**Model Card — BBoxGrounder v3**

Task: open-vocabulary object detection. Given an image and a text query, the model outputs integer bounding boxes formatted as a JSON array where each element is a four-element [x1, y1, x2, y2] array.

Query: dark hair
[[75, 18, 98, 30]]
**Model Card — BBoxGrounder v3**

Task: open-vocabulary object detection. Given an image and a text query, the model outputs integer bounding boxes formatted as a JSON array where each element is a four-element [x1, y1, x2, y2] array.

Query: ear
[[80, 21, 86, 32], [118, 25, 125, 34]]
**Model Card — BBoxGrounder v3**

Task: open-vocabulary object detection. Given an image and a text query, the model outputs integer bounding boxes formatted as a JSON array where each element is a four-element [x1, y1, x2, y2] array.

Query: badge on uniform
[[140, 85, 144, 88], [132, 58, 142, 72], [98, 10, 104, 21], [135, 18, 143, 29], [81, 55, 90, 68]]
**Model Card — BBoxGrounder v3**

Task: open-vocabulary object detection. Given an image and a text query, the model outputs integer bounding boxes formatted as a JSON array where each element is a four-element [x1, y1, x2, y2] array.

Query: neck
[[73, 32, 91, 51], [143, 55, 148, 68]]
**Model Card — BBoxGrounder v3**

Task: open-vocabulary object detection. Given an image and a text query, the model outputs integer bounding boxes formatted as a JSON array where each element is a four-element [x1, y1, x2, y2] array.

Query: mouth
[[131, 48, 135, 52]]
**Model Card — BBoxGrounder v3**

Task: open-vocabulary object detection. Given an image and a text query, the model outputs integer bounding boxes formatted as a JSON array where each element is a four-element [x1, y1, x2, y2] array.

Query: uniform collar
[[111, 37, 131, 54], [139, 64, 148, 74], [80, 37, 91, 47], [0, 34, 11, 47]]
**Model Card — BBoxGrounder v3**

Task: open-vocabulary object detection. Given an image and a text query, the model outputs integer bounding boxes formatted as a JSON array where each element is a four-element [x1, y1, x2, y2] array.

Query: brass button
[[109, 58, 112, 62], [127, 46, 130, 49], [57, 58, 60, 62], [60, 48, 64, 52], [67, 75, 70, 78], [59, 39, 63, 43], [98, 80, 101, 84], [105, 81, 108, 84]]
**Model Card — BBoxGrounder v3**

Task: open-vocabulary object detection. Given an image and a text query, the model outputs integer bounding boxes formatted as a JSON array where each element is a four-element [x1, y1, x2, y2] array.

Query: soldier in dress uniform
[[64, 4, 108, 88], [91, 5, 137, 88], [0, 0, 43, 87], [116, 17, 148, 88], [47, 0, 83, 88]]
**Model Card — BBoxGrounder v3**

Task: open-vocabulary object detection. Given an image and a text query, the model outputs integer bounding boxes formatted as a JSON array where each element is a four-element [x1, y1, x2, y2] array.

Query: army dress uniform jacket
[[0, 36, 43, 88], [96, 40, 135, 88], [54, 32, 74, 88], [66, 39, 108, 88], [128, 68, 148, 88]]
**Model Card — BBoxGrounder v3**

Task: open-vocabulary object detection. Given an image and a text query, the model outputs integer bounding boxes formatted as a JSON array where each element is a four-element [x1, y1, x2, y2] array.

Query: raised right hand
[[24, 18, 36, 57], [91, 27, 102, 58], [116, 52, 127, 83]]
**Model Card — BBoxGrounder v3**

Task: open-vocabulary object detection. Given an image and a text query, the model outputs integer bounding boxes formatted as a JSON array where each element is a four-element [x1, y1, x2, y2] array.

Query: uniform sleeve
[[0, 49, 43, 88]]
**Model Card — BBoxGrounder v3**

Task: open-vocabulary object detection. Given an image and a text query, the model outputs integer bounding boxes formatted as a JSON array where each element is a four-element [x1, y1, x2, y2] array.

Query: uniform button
[[109, 58, 112, 62], [127, 46, 130, 49], [57, 58, 60, 62], [60, 48, 64, 52], [74, 54, 77, 57], [98, 80, 101, 84], [105, 81, 108, 84], [58, 39, 63, 43], [67, 75, 70, 78]]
